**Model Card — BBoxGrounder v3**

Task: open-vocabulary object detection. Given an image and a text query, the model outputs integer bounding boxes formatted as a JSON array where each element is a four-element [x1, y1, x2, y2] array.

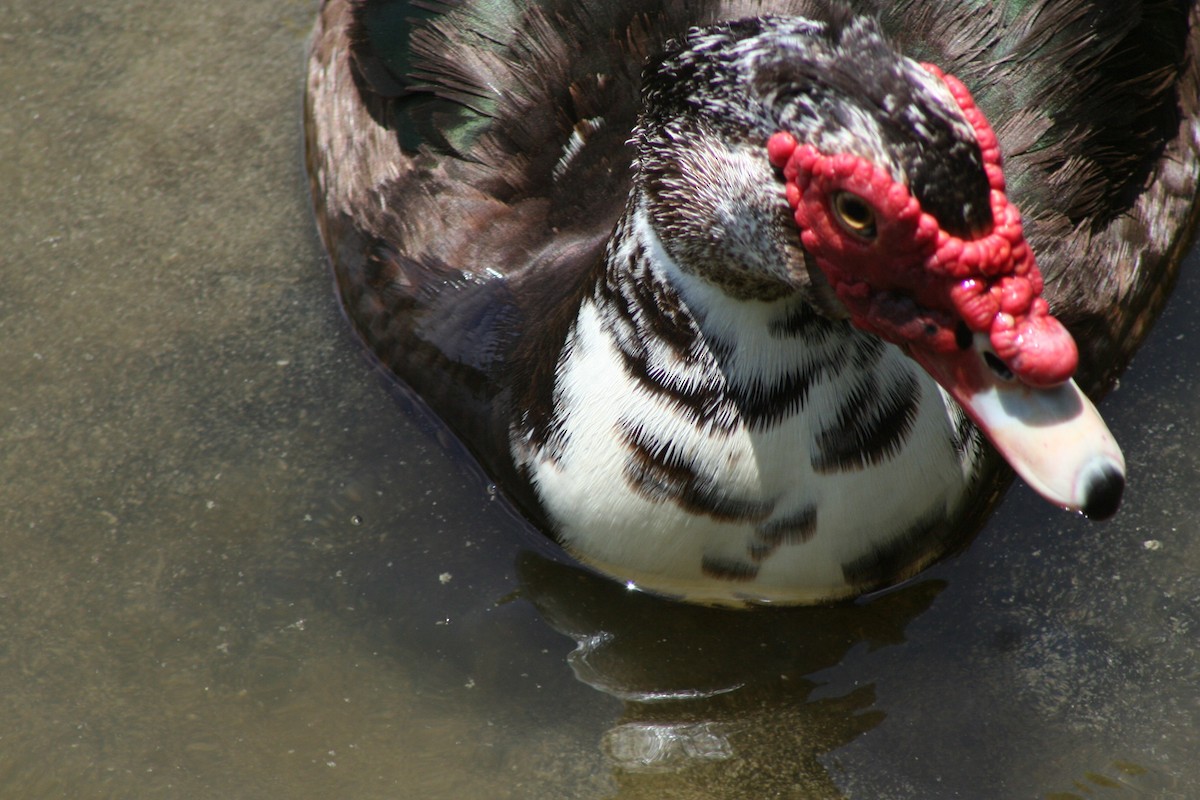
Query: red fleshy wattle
[[765, 67, 1078, 388]]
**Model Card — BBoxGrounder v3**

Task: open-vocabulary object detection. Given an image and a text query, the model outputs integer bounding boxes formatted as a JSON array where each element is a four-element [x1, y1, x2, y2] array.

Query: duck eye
[[832, 192, 877, 239]]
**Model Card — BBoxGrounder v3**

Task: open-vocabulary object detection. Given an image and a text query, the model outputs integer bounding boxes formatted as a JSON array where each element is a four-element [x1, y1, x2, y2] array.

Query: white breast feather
[[517, 217, 976, 603]]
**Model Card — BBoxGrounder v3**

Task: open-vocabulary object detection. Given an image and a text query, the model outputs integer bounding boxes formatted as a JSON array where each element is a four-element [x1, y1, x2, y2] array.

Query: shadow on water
[[517, 554, 941, 799]]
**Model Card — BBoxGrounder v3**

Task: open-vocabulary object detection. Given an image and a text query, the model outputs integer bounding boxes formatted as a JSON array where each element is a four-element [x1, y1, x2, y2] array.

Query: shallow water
[[2, 2, 1199, 798]]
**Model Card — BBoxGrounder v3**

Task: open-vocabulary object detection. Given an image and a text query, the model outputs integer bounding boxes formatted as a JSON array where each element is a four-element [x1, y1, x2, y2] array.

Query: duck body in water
[[306, 0, 1200, 604]]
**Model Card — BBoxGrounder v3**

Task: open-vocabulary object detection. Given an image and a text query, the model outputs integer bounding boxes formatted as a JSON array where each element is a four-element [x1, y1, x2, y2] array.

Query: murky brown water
[[2, 2, 1199, 798]]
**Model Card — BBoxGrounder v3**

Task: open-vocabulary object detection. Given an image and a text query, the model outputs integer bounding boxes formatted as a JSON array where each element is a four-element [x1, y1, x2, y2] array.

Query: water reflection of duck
[[515, 551, 941, 792], [305, 1, 1200, 605]]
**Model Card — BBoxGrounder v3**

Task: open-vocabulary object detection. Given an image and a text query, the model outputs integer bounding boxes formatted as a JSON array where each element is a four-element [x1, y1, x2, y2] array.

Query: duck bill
[[910, 348, 1126, 520]]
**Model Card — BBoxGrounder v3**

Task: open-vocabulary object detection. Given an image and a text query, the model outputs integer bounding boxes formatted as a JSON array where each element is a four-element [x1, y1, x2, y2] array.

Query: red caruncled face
[[767, 64, 1078, 390]]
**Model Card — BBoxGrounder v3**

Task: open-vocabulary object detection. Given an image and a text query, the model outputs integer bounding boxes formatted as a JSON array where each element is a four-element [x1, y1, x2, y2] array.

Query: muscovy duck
[[306, 0, 1200, 604]]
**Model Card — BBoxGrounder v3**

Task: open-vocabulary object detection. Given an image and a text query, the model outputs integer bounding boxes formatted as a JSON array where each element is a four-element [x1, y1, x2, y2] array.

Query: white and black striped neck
[[508, 197, 986, 604], [599, 200, 881, 435], [602, 196, 982, 459]]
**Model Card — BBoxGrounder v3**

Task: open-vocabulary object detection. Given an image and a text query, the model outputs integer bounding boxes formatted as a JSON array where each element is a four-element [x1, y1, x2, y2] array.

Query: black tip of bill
[[1079, 459, 1125, 521]]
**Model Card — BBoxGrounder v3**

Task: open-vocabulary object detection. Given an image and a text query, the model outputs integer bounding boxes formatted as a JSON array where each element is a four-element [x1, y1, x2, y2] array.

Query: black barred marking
[[701, 555, 760, 582], [812, 371, 920, 472], [610, 310, 870, 434], [602, 232, 705, 367], [726, 362, 826, 431], [722, 333, 886, 432], [756, 504, 817, 546], [748, 542, 775, 562], [598, 240, 743, 435], [948, 402, 981, 462], [627, 245, 700, 361], [597, 226, 900, 436], [611, 338, 739, 434], [749, 504, 818, 562], [840, 505, 949, 588], [611, 324, 836, 434], [620, 420, 773, 522], [768, 302, 844, 339], [847, 334, 886, 369]]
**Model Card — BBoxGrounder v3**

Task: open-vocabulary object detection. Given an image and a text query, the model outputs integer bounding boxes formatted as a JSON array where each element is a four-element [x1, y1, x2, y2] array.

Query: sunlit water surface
[[2, 3, 1199, 798]]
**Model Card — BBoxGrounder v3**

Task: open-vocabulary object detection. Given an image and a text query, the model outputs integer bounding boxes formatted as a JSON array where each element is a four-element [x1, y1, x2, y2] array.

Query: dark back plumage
[[310, 0, 1199, 391]]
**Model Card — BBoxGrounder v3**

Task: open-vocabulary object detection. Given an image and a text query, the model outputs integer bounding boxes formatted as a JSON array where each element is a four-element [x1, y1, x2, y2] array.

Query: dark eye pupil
[[842, 197, 869, 223], [833, 192, 876, 238]]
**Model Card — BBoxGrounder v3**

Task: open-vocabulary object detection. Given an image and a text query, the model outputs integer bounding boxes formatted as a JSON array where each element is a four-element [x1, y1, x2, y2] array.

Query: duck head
[[634, 14, 1125, 519]]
